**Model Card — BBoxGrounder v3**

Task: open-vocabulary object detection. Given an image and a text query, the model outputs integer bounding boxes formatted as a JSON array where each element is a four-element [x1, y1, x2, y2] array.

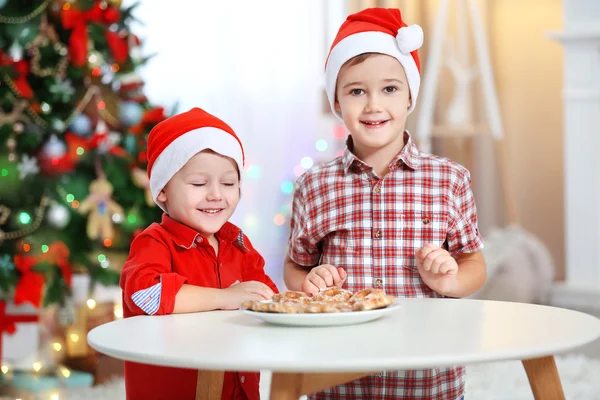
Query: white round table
[[88, 298, 600, 400]]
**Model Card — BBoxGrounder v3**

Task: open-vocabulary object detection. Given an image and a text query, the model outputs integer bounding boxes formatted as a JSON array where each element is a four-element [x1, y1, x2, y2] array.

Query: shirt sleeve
[[242, 234, 279, 294], [447, 169, 485, 257], [287, 183, 321, 267], [120, 232, 187, 316]]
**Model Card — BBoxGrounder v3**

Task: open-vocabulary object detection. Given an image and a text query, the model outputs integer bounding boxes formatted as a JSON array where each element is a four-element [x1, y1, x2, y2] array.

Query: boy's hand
[[415, 243, 458, 296], [221, 280, 274, 310], [301, 264, 347, 295]]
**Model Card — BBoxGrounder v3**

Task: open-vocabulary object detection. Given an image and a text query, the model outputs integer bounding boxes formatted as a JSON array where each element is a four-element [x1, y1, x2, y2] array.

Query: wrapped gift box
[[1, 300, 39, 370]]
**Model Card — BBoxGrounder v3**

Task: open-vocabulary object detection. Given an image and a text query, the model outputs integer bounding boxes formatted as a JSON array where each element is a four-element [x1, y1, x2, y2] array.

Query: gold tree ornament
[[0, 103, 29, 162], [0, 100, 29, 127], [108, 0, 122, 8], [0, 0, 51, 24], [0, 196, 50, 242], [29, 15, 69, 79], [130, 167, 155, 207], [78, 178, 124, 240], [0, 205, 11, 225]]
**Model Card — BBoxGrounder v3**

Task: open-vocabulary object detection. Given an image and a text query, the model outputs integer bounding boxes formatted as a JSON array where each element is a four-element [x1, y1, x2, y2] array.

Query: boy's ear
[[334, 100, 341, 114], [157, 189, 167, 204]]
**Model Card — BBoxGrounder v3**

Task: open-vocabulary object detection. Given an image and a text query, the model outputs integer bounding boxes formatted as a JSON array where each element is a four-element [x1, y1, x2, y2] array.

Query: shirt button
[[374, 231, 382, 238], [375, 278, 383, 286], [374, 187, 381, 194], [195, 236, 203, 243], [240, 375, 245, 383], [422, 218, 430, 225]]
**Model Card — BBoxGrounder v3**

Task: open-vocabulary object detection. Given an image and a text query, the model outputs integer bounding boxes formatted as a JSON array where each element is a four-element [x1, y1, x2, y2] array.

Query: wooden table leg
[[196, 370, 224, 400], [269, 373, 303, 400], [522, 356, 565, 400], [269, 372, 371, 399]]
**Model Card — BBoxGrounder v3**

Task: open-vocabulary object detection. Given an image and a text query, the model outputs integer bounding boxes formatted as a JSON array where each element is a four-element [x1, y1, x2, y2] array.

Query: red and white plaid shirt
[[288, 132, 484, 400]]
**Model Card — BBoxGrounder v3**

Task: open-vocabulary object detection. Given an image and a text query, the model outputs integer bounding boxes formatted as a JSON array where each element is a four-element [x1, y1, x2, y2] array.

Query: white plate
[[241, 302, 400, 327]]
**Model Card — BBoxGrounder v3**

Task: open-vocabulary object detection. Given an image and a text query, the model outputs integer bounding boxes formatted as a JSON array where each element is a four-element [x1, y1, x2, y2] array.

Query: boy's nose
[[364, 95, 382, 113], [206, 184, 223, 200]]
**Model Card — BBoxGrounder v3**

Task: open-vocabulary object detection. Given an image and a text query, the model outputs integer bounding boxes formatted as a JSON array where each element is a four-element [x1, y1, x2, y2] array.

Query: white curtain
[[126, 0, 348, 287]]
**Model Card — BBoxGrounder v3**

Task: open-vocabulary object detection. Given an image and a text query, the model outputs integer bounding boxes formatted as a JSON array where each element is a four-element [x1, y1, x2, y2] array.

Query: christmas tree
[[0, 0, 166, 309]]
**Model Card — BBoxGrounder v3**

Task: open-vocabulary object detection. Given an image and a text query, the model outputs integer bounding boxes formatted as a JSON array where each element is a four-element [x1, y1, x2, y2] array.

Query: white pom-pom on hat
[[396, 24, 424, 54]]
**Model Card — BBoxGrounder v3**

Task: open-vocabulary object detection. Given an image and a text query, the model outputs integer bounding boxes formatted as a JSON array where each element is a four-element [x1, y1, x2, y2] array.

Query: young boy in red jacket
[[120, 107, 278, 400]]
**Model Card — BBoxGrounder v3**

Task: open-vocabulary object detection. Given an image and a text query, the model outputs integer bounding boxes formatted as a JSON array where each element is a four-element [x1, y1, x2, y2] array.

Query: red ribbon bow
[[61, 2, 128, 67], [12, 242, 72, 308], [66, 132, 128, 158], [11, 60, 34, 99], [0, 50, 34, 99]]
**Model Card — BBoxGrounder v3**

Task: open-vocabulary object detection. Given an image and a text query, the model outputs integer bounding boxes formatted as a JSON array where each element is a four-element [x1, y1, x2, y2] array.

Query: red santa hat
[[146, 107, 244, 211], [325, 8, 424, 118]]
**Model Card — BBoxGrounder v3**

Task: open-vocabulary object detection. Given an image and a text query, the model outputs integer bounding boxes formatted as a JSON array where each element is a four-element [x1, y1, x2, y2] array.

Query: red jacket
[[120, 214, 278, 400]]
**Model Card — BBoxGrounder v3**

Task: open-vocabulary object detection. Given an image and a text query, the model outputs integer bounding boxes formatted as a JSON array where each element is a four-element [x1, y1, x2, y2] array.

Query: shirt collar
[[342, 131, 421, 173], [160, 213, 247, 250], [396, 131, 421, 170]]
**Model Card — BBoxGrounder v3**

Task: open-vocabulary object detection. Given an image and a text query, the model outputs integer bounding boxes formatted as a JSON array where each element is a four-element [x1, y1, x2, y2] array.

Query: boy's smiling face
[[157, 150, 240, 239], [334, 53, 411, 159]]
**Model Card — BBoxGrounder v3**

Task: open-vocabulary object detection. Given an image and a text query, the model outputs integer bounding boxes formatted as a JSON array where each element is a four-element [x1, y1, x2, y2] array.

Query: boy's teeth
[[202, 210, 220, 214]]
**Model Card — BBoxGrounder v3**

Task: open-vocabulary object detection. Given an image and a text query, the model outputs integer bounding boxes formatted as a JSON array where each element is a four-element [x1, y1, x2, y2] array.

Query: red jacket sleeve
[[120, 231, 187, 316], [241, 235, 279, 293]]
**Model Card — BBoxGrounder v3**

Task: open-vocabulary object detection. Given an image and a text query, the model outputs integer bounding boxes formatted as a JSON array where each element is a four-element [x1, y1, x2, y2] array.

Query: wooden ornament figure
[[78, 178, 124, 240]]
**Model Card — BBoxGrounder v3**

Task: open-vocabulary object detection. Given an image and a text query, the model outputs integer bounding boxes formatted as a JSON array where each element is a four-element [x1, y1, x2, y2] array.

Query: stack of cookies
[[241, 288, 395, 314]]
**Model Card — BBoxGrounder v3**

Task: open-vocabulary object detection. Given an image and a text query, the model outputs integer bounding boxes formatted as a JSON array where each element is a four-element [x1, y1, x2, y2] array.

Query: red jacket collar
[[160, 213, 247, 250]]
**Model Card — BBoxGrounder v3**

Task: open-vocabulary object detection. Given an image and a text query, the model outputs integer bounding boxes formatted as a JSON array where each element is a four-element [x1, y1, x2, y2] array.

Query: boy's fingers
[[316, 268, 334, 287], [422, 249, 445, 272], [256, 281, 273, 291], [257, 284, 274, 297], [249, 293, 267, 302], [255, 288, 273, 300], [324, 264, 341, 278], [309, 274, 327, 291], [415, 249, 427, 265], [424, 243, 439, 252], [319, 265, 345, 286], [248, 282, 273, 297], [439, 260, 458, 275], [439, 261, 452, 275], [427, 253, 444, 273], [416, 243, 439, 263], [437, 255, 454, 274], [429, 256, 443, 274], [327, 265, 344, 284], [301, 279, 320, 295]]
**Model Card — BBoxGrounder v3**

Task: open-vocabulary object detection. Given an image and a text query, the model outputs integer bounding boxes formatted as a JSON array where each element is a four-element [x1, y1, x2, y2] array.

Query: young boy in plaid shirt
[[284, 7, 486, 400]]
